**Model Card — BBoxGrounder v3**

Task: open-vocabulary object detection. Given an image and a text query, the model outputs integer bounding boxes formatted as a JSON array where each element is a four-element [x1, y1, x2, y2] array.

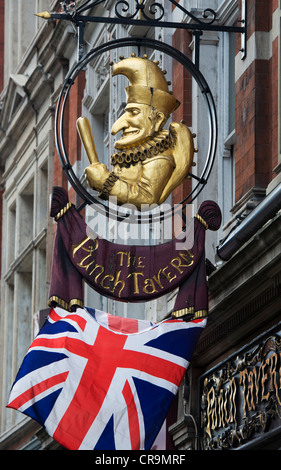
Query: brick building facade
[[0, 0, 281, 450]]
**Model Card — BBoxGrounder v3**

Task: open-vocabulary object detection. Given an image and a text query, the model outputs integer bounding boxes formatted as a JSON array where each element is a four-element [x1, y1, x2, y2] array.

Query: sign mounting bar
[[36, 0, 247, 64]]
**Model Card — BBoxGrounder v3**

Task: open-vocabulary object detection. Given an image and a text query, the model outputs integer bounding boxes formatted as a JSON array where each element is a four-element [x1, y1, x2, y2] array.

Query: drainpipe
[[217, 183, 281, 261]]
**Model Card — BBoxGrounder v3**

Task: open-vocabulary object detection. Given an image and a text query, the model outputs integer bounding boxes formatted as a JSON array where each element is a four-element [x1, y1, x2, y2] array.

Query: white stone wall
[[0, 0, 65, 438]]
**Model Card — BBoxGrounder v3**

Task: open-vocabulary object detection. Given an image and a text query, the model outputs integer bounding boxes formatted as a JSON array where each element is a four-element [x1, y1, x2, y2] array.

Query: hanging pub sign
[[47, 48, 222, 317], [6, 0, 232, 451], [199, 323, 281, 450]]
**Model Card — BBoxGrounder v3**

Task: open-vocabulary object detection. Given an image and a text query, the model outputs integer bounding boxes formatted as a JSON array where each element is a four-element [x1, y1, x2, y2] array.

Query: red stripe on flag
[[49, 309, 87, 331], [107, 314, 139, 333], [8, 372, 69, 409], [44, 326, 186, 449], [53, 328, 128, 449], [122, 380, 141, 450], [32, 334, 186, 386]]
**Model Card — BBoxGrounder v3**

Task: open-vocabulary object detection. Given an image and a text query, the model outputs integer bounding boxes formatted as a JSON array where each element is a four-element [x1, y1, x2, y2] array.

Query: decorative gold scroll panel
[[200, 332, 281, 450]]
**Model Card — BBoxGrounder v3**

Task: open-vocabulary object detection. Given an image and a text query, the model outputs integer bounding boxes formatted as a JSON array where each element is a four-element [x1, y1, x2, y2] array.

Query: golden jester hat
[[112, 55, 180, 117]]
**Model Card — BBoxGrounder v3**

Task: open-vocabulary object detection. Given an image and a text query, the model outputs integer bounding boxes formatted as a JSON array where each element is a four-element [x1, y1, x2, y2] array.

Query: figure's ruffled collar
[[110, 129, 175, 167]]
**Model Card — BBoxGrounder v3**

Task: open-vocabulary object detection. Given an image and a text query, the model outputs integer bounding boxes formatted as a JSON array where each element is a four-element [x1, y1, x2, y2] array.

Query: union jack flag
[[7, 307, 206, 450]]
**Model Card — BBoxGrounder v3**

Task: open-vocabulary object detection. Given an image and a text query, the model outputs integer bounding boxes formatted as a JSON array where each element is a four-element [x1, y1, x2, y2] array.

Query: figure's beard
[[111, 130, 174, 167]]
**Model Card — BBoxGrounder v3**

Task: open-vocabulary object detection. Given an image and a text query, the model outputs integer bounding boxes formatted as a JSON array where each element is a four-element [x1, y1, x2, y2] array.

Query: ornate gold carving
[[110, 130, 174, 166], [111, 56, 179, 118], [200, 333, 281, 450], [78, 55, 195, 208]]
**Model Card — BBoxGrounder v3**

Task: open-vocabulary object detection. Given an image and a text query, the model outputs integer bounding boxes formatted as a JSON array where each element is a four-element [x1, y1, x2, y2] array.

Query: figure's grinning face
[[111, 103, 164, 149]]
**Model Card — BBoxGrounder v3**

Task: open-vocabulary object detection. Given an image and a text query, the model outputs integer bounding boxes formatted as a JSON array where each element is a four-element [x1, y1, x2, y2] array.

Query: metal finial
[[35, 11, 51, 19]]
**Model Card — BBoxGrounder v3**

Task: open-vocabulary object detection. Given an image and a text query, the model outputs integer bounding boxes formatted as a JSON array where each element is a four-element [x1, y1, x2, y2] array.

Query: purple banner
[[48, 187, 221, 319]]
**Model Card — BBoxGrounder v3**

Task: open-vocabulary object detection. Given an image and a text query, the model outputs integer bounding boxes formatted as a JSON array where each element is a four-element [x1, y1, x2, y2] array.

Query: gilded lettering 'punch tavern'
[[77, 54, 196, 208]]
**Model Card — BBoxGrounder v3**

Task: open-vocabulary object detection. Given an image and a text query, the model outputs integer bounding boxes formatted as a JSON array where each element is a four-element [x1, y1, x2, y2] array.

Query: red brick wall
[[68, 71, 86, 167], [53, 71, 86, 204], [53, 94, 68, 191], [172, 28, 193, 205], [235, 59, 271, 199], [234, 0, 279, 202]]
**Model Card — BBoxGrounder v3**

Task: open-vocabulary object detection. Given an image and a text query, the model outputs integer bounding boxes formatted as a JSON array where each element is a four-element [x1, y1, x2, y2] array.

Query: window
[[38, 164, 48, 233], [18, 179, 34, 254], [2, 166, 48, 430], [3, 280, 14, 429], [7, 202, 16, 267]]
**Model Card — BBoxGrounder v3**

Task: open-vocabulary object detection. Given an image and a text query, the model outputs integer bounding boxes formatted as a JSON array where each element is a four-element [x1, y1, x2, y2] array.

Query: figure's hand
[[84, 163, 110, 192]]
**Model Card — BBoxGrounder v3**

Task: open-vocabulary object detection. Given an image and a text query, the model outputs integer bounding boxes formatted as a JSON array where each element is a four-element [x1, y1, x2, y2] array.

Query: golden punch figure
[[79, 55, 195, 209]]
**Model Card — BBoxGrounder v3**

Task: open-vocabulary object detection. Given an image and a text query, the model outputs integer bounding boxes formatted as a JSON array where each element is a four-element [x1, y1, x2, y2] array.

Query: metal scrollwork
[[201, 8, 217, 24], [61, 0, 106, 16], [61, 0, 77, 16], [168, 0, 217, 25], [115, 0, 137, 20], [144, 2, 165, 21], [114, 0, 133, 19], [115, 0, 164, 21], [61, 0, 216, 25]]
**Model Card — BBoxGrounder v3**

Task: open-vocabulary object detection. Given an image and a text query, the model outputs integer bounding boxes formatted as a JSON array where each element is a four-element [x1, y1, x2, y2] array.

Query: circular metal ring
[[55, 37, 217, 224]]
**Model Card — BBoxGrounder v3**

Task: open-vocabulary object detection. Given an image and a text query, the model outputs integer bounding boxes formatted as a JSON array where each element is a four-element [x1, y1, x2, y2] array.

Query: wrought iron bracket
[[38, 0, 247, 65]]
